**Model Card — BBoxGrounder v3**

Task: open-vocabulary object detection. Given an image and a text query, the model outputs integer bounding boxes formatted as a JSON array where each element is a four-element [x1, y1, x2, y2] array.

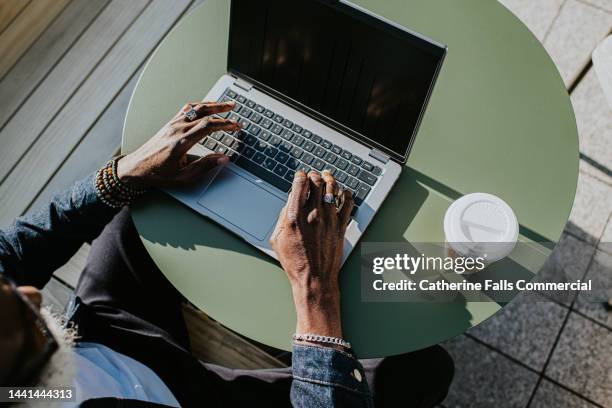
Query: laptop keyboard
[[199, 88, 383, 207]]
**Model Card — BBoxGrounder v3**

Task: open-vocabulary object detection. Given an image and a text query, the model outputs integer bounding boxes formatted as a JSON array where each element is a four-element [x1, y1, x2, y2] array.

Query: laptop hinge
[[233, 77, 253, 92], [369, 149, 390, 164]]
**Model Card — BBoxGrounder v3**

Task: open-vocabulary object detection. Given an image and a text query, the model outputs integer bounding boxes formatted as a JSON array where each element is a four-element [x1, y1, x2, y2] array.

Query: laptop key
[[351, 156, 363, 165], [264, 146, 278, 157], [292, 124, 303, 133], [233, 141, 245, 152], [341, 151, 352, 160], [255, 105, 265, 113], [264, 109, 274, 118], [254, 140, 267, 152], [312, 159, 325, 171], [290, 147, 303, 159], [261, 118, 273, 129], [291, 135, 304, 146], [362, 161, 374, 172], [354, 184, 371, 206], [248, 123, 261, 135], [259, 131, 271, 141], [272, 124, 283, 135], [324, 152, 337, 164], [252, 152, 266, 164], [221, 134, 235, 148], [203, 138, 217, 150], [335, 158, 348, 170], [276, 152, 290, 163], [286, 158, 300, 170], [313, 146, 326, 158], [244, 134, 257, 146], [246, 99, 256, 109], [284, 171, 295, 182], [301, 153, 314, 165], [227, 89, 237, 99], [233, 130, 246, 141], [311, 134, 322, 144], [346, 177, 359, 189], [229, 113, 240, 122], [357, 169, 377, 186], [372, 166, 382, 176], [302, 130, 313, 139], [336, 171, 348, 183], [297, 165, 311, 174], [263, 158, 276, 170], [280, 141, 292, 153], [235, 156, 291, 193], [236, 95, 246, 103], [269, 135, 282, 146], [332, 145, 342, 154], [238, 118, 250, 129], [211, 131, 224, 141], [302, 141, 315, 152], [215, 145, 228, 155], [283, 119, 294, 128], [226, 149, 239, 162], [251, 113, 263, 124], [273, 114, 284, 123], [238, 106, 252, 118], [273, 164, 288, 177], [243, 146, 256, 158], [346, 164, 360, 176], [321, 139, 332, 149], [281, 129, 294, 140]]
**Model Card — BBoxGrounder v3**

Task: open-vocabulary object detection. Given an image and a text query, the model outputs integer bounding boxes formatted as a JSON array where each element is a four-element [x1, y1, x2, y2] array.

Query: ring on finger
[[182, 104, 198, 121], [323, 193, 337, 205]]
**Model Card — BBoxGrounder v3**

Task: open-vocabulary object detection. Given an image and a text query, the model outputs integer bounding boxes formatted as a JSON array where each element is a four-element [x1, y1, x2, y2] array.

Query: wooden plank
[[28, 71, 139, 213], [0, 0, 149, 186], [0, 0, 71, 79], [0, 0, 192, 227], [0, 0, 110, 131], [182, 303, 287, 369], [0, 0, 30, 34], [52, 243, 90, 289]]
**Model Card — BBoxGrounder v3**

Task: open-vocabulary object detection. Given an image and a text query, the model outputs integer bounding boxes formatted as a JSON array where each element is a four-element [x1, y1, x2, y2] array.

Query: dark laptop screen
[[228, 0, 445, 161]]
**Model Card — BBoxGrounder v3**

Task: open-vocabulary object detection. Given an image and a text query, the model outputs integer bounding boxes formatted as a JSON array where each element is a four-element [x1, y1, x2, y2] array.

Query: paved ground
[[440, 1, 612, 407]]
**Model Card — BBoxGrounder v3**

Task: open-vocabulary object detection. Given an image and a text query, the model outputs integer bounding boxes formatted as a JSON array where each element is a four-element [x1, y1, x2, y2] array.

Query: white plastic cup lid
[[443, 193, 519, 262]]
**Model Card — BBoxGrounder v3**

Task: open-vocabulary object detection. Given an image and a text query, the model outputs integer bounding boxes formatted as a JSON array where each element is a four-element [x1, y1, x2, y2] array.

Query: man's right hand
[[270, 170, 353, 338]]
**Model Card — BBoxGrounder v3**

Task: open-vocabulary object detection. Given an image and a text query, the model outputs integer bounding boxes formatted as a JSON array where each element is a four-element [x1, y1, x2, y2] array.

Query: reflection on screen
[[229, 0, 444, 158]]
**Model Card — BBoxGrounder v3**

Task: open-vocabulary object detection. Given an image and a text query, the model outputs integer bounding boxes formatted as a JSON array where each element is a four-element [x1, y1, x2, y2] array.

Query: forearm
[[290, 284, 374, 407], [0, 173, 119, 287]]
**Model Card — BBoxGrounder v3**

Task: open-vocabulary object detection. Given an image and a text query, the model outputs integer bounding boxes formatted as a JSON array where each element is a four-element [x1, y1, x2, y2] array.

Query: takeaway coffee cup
[[443, 193, 519, 274]]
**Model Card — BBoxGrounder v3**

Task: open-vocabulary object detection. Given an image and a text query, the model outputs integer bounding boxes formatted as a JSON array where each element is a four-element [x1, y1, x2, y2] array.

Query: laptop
[[166, 0, 447, 263]]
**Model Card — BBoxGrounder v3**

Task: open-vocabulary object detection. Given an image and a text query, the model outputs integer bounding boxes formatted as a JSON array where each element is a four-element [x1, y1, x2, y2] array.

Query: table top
[[123, 0, 578, 358]]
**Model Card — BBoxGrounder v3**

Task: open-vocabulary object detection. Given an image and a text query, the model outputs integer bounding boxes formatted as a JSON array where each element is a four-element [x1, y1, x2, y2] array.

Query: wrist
[[116, 155, 146, 189], [292, 281, 342, 338]]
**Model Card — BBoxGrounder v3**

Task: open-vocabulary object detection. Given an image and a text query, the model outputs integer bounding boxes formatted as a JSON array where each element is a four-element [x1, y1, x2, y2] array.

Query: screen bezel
[[227, 0, 447, 164]]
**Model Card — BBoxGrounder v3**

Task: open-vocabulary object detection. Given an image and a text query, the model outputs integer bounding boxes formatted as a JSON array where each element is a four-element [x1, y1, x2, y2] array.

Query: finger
[[181, 118, 240, 149], [306, 171, 323, 210], [322, 169, 339, 199], [174, 153, 229, 184], [337, 189, 354, 230], [286, 171, 309, 222], [196, 101, 236, 116]]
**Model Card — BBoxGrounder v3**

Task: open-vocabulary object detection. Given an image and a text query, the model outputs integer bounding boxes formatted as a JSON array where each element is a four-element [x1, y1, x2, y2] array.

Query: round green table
[[123, 0, 578, 357]]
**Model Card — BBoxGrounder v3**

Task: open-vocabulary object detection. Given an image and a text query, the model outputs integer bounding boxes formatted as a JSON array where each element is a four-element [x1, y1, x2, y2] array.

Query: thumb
[[176, 153, 229, 184]]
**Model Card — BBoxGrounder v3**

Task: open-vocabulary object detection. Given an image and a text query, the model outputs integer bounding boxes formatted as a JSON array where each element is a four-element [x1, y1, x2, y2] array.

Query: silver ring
[[183, 105, 198, 121], [323, 193, 336, 205]]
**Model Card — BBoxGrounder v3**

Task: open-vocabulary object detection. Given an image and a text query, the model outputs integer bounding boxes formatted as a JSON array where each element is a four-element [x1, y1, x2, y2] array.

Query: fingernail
[[217, 157, 229, 165]]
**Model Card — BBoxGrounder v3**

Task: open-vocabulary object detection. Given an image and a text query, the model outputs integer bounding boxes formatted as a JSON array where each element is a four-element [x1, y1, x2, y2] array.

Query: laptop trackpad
[[197, 167, 285, 241]]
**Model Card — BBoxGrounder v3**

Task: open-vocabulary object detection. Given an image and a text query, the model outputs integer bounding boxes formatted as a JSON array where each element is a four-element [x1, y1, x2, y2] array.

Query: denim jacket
[[0, 174, 373, 408]]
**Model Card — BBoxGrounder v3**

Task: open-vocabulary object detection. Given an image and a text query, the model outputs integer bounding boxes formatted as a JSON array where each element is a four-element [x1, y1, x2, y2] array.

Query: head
[[0, 275, 75, 387]]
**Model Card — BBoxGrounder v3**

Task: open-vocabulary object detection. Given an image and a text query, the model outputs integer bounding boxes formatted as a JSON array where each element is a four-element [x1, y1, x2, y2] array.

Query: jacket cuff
[[292, 344, 371, 396]]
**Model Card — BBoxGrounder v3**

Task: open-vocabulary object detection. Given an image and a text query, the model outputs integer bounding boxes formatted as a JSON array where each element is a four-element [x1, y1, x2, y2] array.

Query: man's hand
[[270, 170, 353, 338], [117, 101, 240, 189]]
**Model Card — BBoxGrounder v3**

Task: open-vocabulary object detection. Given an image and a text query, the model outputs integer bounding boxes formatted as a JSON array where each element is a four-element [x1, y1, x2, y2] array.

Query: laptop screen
[[228, 0, 446, 162]]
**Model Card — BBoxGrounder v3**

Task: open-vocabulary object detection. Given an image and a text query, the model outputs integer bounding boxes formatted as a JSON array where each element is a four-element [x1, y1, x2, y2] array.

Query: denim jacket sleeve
[[291, 344, 374, 407], [0, 173, 119, 287]]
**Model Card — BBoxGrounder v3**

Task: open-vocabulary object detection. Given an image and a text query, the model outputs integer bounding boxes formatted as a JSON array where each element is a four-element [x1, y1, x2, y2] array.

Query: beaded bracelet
[[292, 333, 352, 350], [94, 156, 147, 209]]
